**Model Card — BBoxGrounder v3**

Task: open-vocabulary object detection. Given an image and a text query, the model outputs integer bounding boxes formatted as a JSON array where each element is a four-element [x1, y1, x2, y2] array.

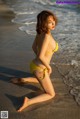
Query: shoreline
[[0, 2, 80, 119]]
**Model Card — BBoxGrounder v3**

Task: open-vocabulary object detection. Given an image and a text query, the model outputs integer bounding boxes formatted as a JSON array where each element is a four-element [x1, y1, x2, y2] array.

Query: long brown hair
[[36, 10, 58, 34]]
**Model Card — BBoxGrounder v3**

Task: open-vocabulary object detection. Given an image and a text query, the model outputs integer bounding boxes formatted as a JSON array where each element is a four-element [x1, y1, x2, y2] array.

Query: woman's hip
[[29, 60, 48, 80], [32, 58, 46, 69], [29, 59, 47, 74]]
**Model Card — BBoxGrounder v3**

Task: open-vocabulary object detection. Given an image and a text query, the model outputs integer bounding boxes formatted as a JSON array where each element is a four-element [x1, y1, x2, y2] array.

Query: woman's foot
[[10, 78, 25, 84], [17, 97, 29, 112]]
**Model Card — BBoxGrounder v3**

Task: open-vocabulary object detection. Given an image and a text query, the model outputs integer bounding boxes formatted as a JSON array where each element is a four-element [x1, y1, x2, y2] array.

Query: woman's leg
[[11, 77, 39, 84], [22, 77, 39, 83], [17, 71, 55, 112]]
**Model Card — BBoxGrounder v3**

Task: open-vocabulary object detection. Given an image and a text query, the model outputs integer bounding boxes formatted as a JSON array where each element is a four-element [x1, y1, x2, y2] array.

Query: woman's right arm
[[38, 34, 52, 74]]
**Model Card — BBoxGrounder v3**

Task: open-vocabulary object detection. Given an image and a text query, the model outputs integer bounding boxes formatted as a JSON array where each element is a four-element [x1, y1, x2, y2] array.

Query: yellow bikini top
[[52, 42, 59, 52], [37, 42, 59, 56], [45, 42, 59, 55]]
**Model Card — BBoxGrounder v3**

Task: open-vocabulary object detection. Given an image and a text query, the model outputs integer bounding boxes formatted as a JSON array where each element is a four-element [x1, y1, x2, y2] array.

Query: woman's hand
[[48, 66, 52, 75]]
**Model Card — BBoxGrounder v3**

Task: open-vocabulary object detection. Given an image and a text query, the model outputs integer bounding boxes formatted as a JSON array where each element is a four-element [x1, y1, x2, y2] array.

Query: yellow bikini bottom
[[30, 61, 48, 80]]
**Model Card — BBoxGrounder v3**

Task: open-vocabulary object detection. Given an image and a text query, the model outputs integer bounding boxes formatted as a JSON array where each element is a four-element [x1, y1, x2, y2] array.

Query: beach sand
[[0, 2, 80, 119]]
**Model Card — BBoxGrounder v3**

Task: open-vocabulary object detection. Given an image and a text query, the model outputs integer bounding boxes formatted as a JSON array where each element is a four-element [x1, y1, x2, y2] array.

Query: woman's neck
[[47, 30, 51, 35]]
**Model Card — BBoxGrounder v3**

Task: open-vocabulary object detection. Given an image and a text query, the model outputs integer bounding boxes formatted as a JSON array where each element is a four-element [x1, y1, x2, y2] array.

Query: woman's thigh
[[33, 70, 55, 95]]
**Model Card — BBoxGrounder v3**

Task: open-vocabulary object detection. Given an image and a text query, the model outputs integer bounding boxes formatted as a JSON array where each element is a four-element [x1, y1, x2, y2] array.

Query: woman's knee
[[45, 89, 55, 98], [48, 91, 55, 98]]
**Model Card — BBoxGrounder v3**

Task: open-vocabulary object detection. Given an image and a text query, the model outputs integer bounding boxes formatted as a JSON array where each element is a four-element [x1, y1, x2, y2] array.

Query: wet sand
[[0, 2, 80, 119]]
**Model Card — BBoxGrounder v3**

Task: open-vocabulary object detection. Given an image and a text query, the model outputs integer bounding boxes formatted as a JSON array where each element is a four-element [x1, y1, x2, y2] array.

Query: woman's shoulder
[[36, 33, 51, 44], [36, 33, 51, 37]]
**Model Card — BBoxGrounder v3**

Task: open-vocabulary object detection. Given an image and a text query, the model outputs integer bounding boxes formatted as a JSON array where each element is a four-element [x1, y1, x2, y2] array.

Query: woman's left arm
[[32, 35, 38, 56]]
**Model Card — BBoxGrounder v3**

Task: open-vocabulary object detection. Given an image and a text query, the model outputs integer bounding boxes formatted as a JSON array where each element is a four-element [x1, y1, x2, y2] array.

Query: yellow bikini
[[30, 42, 59, 80], [46, 42, 59, 55], [30, 61, 48, 80], [53, 42, 59, 52]]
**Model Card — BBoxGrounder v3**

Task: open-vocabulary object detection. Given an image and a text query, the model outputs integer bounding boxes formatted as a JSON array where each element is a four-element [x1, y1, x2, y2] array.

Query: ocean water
[[2, 0, 80, 105]]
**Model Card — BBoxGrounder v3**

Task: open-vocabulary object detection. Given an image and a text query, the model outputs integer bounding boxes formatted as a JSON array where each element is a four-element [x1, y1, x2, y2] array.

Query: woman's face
[[46, 15, 55, 31]]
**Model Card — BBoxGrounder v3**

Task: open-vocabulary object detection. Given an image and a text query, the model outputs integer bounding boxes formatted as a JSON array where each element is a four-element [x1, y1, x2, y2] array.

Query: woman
[[11, 10, 58, 112]]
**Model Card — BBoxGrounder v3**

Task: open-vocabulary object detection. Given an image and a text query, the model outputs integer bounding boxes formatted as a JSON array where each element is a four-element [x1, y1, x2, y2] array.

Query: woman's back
[[36, 33, 57, 60]]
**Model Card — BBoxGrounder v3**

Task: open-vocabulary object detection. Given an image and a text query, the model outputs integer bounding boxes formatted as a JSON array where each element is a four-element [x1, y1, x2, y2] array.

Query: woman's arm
[[38, 34, 51, 70]]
